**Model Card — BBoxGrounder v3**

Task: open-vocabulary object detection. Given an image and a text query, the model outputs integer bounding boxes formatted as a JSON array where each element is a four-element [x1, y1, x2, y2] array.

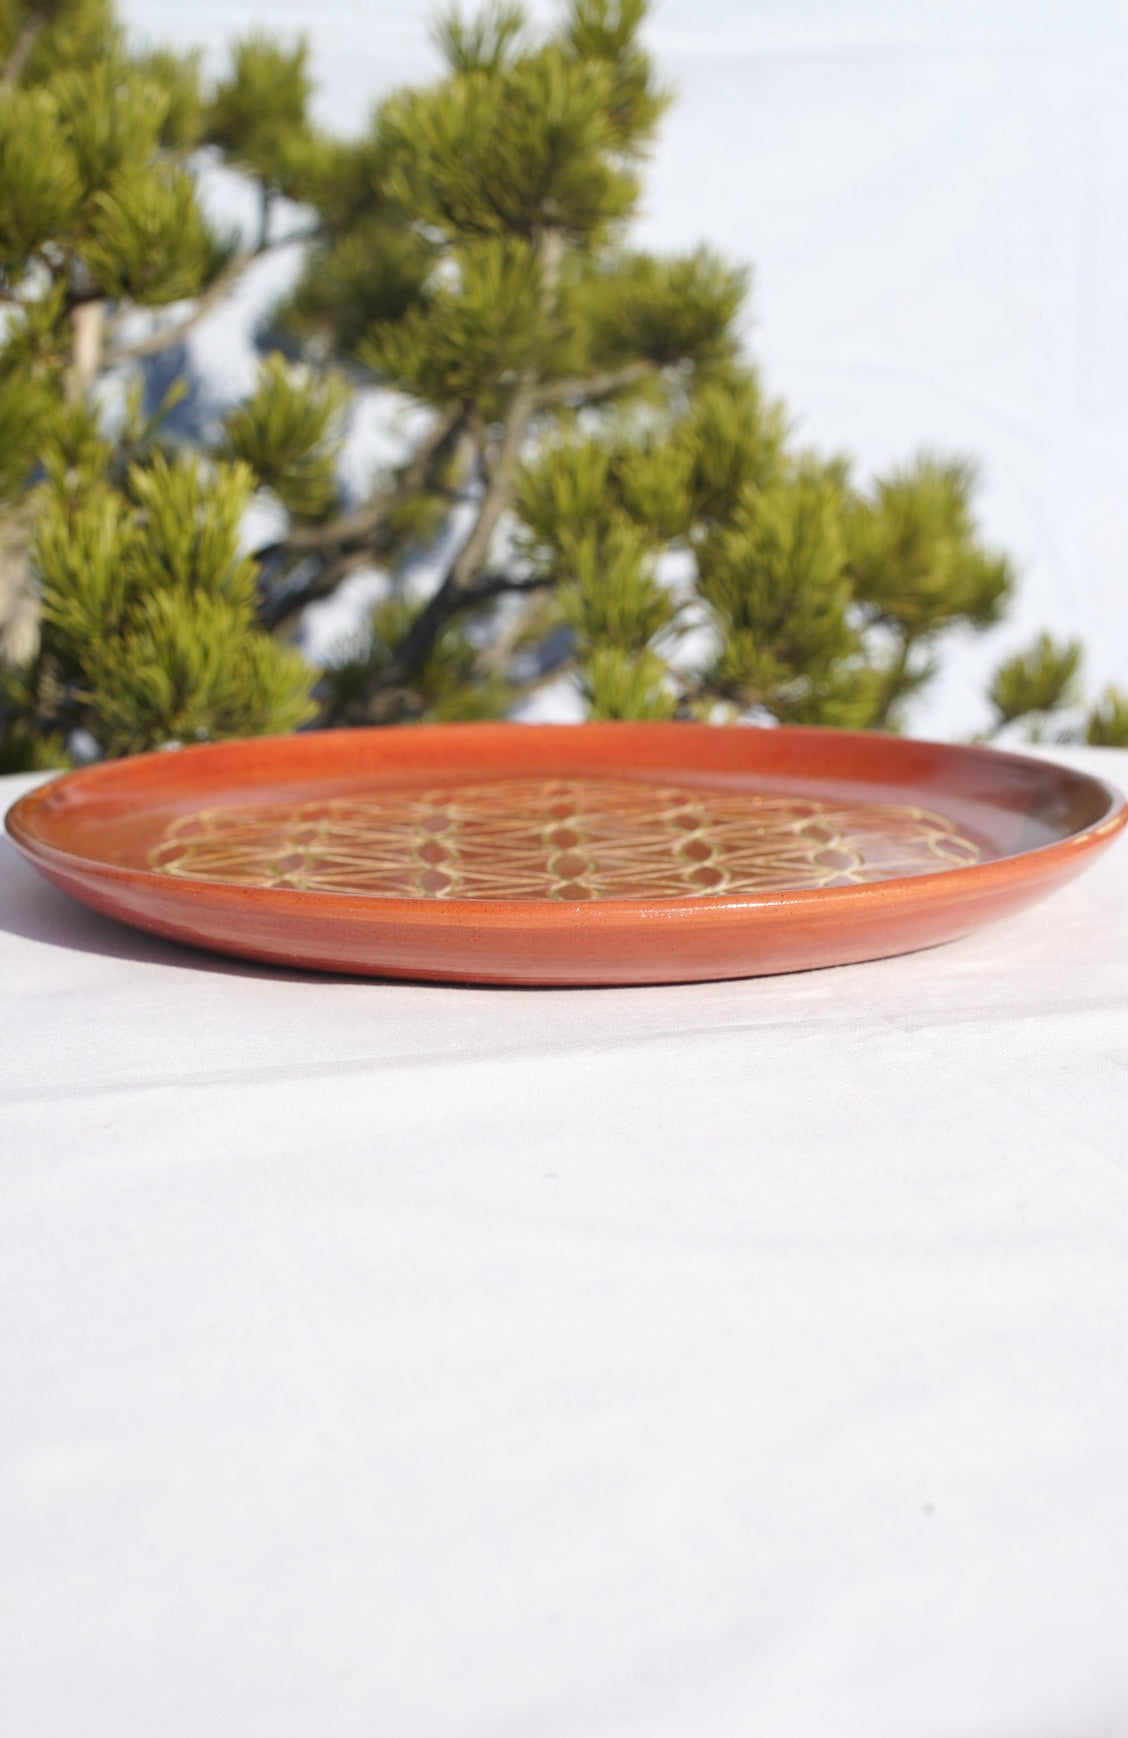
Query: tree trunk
[[354, 229, 568, 716], [65, 300, 107, 404]]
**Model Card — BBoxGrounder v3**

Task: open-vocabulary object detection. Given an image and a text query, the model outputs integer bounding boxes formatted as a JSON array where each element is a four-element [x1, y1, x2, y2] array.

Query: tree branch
[[257, 407, 466, 564], [256, 405, 470, 633], [339, 230, 576, 720], [258, 184, 273, 254], [262, 548, 370, 637], [870, 627, 917, 730], [463, 570, 554, 602], [355, 388, 535, 710], [64, 298, 106, 403], [322, 565, 556, 724], [1, 10, 45, 87], [533, 357, 659, 408], [103, 231, 316, 367], [295, 233, 663, 721]]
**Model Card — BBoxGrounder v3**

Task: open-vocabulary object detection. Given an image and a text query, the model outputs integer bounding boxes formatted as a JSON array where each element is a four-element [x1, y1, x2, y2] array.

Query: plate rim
[[7, 721, 1126, 921]]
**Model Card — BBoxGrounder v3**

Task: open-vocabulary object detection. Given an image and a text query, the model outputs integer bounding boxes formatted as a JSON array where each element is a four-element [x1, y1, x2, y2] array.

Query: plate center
[[146, 776, 981, 899]]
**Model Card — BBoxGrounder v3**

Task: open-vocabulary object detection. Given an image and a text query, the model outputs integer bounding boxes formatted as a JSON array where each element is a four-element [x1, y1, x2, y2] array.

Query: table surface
[[3, 745, 1127, 1738]]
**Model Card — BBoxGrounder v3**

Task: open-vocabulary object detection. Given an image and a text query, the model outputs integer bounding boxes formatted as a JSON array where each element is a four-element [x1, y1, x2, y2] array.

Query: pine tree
[[0, 0, 317, 767], [1, 0, 1124, 767]]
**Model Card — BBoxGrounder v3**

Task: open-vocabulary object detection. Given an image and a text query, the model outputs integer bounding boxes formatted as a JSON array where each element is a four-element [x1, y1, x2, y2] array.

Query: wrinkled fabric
[[1, 747, 1126, 1737]]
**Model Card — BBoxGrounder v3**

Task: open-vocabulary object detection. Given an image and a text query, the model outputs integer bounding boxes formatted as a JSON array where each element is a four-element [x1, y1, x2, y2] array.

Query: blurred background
[[115, 0, 1128, 738]]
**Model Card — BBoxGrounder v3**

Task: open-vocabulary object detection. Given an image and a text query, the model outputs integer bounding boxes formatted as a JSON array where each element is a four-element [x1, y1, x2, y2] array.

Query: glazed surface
[[146, 777, 983, 901]]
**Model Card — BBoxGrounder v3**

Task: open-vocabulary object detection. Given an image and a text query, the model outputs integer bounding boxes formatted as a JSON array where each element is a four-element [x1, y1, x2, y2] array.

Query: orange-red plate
[[7, 723, 1125, 985]]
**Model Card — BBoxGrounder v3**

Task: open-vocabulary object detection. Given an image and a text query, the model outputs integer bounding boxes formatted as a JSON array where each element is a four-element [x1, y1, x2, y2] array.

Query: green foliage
[[206, 34, 312, 187], [0, 280, 70, 380], [0, 715, 68, 773], [39, 395, 113, 497], [51, 59, 170, 199], [0, 0, 1121, 766], [514, 376, 788, 567], [581, 644, 675, 719], [272, 0, 816, 733], [0, 363, 55, 503], [583, 248, 746, 370], [0, 87, 80, 271], [282, 219, 433, 358], [123, 454, 259, 605], [560, 520, 678, 653], [35, 483, 134, 656], [134, 46, 205, 151], [224, 356, 350, 522], [363, 238, 547, 414], [675, 374, 789, 524], [421, 629, 514, 720], [981, 637, 1128, 747], [847, 455, 1014, 636], [380, 48, 639, 241], [84, 165, 212, 303], [0, 3, 317, 768], [87, 588, 313, 756], [1084, 687, 1128, 748], [514, 411, 1016, 727], [322, 597, 512, 726], [0, 45, 223, 303], [32, 456, 315, 756], [697, 468, 855, 709], [11, 1, 119, 87], [433, 2, 527, 74], [988, 633, 1083, 735], [517, 438, 620, 552]]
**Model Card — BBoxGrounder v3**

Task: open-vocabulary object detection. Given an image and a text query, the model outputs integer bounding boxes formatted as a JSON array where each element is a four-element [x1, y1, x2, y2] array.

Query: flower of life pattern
[[147, 777, 981, 901]]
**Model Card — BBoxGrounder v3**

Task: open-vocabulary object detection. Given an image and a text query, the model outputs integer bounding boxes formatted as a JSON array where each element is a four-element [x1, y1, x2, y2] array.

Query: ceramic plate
[[7, 723, 1125, 984]]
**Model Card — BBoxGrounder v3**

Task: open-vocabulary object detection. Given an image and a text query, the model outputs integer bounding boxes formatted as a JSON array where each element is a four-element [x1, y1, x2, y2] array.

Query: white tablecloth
[[2, 746, 1127, 1737]]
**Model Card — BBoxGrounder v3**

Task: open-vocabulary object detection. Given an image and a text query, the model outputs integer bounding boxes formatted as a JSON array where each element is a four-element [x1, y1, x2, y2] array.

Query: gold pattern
[[147, 777, 981, 900]]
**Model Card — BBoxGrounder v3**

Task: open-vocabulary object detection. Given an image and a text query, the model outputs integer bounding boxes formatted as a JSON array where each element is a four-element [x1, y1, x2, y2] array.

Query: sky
[[115, 0, 1128, 737]]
